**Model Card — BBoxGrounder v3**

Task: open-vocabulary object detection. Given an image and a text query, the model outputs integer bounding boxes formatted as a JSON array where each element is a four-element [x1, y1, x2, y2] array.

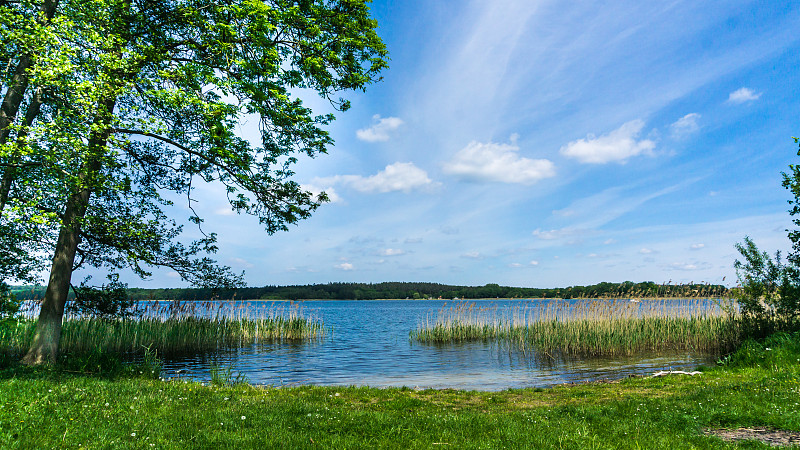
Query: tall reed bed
[[3, 300, 324, 357], [411, 299, 739, 356]]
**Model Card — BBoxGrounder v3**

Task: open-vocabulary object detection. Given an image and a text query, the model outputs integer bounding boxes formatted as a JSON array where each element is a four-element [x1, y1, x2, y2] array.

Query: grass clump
[[4, 300, 323, 358], [412, 299, 739, 356]]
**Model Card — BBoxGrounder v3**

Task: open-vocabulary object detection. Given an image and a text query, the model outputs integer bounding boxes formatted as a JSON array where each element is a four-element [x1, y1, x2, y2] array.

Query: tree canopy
[[0, 0, 387, 363]]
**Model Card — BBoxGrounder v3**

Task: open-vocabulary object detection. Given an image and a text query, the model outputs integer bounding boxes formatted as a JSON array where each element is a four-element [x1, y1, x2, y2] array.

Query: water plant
[[210, 362, 249, 386], [411, 299, 740, 356], [3, 300, 323, 358]]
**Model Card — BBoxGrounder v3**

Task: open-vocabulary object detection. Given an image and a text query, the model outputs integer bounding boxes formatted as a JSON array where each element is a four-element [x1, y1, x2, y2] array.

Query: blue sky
[[112, 0, 800, 289]]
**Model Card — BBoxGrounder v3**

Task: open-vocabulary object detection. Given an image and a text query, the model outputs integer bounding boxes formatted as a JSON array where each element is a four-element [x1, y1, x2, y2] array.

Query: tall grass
[[411, 299, 740, 356], [2, 300, 324, 357]]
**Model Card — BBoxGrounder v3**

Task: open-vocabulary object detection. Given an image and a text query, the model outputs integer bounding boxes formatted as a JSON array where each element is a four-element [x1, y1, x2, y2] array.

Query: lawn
[[1, 332, 799, 448]]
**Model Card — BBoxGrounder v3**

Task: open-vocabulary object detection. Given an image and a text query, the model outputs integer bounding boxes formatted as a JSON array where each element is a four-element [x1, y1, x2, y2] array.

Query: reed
[[411, 299, 740, 356], [2, 300, 324, 357]]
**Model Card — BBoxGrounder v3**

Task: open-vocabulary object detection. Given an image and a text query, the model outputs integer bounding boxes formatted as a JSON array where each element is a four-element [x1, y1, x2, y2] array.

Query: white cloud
[[381, 248, 405, 256], [639, 248, 654, 254], [461, 251, 482, 259], [529, 260, 539, 266], [302, 184, 343, 203], [690, 243, 705, 250], [670, 113, 701, 138], [509, 263, 523, 268], [314, 162, 435, 194], [214, 207, 235, 216], [667, 262, 699, 271], [334, 262, 354, 271], [560, 119, 656, 164], [356, 115, 404, 142], [229, 257, 254, 269], [443, 139, 555, 184], [727, 87, 761, 104]]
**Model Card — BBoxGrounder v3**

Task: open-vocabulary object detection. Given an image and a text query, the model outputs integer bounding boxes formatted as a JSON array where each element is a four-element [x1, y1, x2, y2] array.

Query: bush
[[719, 331, 800, 368], [733, 237, 800, 337]]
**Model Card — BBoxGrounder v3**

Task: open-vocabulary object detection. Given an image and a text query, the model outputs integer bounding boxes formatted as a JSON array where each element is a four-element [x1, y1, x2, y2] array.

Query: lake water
[[158, 299, 719, 391]]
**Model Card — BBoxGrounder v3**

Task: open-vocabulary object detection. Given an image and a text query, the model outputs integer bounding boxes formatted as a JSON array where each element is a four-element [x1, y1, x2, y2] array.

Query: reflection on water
[[159, 299, 719, 391]]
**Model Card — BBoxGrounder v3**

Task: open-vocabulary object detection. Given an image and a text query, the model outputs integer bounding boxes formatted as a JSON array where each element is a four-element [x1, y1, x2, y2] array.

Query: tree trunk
[[21, 97, 115, 365], [20, 200, 83, 364]]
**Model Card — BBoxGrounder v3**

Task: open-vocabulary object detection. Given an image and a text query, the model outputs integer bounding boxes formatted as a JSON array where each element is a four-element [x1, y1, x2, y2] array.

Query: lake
[[158, 299, 719, 390]]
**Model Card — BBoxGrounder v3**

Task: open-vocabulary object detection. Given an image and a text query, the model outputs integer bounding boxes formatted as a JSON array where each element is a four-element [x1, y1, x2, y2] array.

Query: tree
[[1, 0, 387, 364], [733, 137, 800, 336]]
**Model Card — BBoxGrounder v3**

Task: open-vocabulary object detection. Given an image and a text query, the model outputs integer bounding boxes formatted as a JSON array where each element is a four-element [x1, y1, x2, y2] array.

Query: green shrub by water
[[412, 299, 740, 355]]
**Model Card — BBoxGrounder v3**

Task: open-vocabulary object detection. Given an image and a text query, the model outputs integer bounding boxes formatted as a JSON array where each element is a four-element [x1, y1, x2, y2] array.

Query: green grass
[[1, 301, 324, 357], [0, 332, 798, 448], [412, 299, 741, 356]]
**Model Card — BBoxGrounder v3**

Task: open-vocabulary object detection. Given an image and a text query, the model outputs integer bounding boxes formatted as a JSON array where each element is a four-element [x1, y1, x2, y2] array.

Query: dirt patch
[[705, 427, 800, 447]]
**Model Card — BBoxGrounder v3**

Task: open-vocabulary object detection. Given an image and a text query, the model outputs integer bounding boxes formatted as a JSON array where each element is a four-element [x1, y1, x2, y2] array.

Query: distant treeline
[[11, 281, 730, 301]]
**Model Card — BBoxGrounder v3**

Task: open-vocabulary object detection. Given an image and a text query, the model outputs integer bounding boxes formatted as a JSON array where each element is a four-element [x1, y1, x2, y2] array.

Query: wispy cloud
[[443, 138, 555, 184], [670, 113, 701, 139], [356, 115, 404, 142], [666, 261, 712, 271], [560, 119, 656, 164], [727, 87, 761, 104], [532, 228, 576, 240]]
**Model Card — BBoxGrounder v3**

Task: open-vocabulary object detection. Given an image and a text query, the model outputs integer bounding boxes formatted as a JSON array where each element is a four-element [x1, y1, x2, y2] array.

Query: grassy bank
[[412, 299, 740, 356], [0, 332, 798, 448], [2, 301, 323, 357]]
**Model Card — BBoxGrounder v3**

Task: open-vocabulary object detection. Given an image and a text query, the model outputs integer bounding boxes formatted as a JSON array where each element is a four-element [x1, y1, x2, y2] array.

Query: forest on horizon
[[10, 281, 729, 302]]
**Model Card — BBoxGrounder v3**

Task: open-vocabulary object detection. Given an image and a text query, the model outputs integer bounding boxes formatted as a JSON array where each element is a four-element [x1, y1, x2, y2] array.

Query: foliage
[[733, 236, 800, 337], [0, 282, 21, 321], [1, 0, 387, 362], [782, 136, 800, 266], [718, 331, 800, 368], [732, 137, 800, 338], [0, 0, 388, 285], [66, 275, 135, 319]]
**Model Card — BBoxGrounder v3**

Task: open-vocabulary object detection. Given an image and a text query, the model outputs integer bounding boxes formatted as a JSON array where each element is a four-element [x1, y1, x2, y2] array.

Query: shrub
[[733, 236, 800, 337]]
